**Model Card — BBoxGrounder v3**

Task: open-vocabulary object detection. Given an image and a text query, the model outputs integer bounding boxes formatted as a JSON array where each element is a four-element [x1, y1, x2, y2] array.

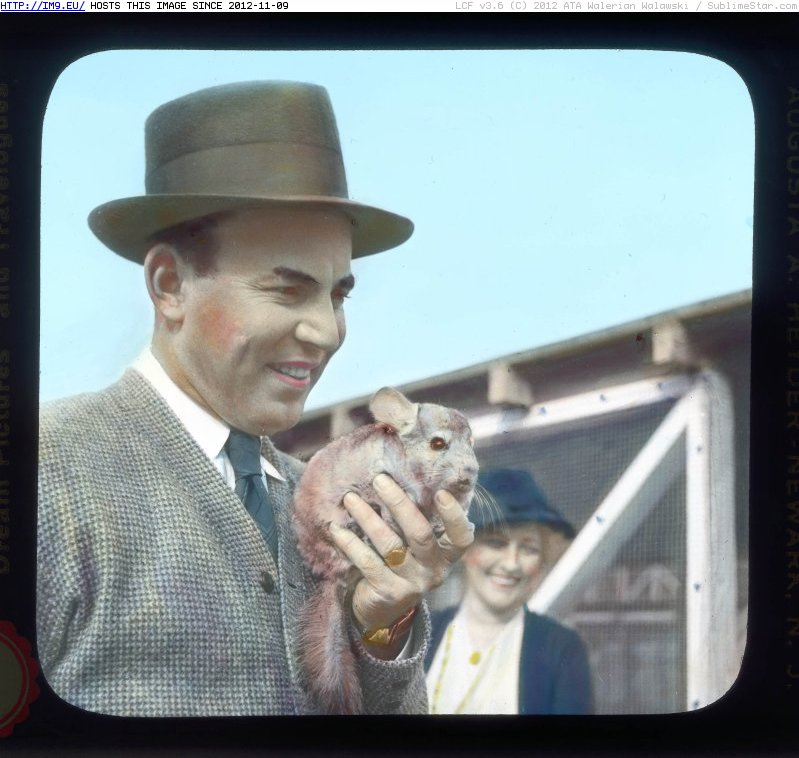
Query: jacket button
[[260, 571, 275, 593]]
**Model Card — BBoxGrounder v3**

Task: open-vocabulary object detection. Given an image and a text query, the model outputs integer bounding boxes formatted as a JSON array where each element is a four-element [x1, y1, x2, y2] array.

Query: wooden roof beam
[[487, 360, 534, 409], [651, 319, 692, 366]]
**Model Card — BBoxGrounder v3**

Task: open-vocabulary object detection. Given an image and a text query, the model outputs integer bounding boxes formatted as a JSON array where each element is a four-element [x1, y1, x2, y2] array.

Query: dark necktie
[[225, 429, 278, 557]]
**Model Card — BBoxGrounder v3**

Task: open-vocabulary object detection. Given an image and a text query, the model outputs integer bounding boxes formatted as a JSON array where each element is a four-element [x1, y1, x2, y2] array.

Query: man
[[37, 81, 474, 716]]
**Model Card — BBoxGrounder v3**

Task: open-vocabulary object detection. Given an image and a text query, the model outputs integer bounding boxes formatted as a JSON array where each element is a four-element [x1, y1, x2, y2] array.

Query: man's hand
[[328, 472, 475, 656]]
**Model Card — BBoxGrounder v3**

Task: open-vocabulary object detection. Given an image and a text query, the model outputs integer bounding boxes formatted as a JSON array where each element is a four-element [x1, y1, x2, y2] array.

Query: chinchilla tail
[[299, 579, 363, 715]]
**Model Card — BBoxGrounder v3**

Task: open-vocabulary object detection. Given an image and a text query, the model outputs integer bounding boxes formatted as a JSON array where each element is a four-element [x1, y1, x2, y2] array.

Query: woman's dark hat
[[474, 468, 576, 539], [88, 81, 414, 264]]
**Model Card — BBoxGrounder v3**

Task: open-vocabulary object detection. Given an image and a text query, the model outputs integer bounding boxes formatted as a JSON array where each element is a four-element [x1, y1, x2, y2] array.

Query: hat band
[[145, 141, 349, 199]]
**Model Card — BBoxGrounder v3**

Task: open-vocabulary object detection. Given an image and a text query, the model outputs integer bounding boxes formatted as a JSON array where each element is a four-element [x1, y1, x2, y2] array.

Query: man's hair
[[148, 212, 231, 276]]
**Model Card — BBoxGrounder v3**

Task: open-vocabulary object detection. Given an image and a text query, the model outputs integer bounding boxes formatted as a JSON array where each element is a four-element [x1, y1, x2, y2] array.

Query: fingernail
[[342, 492, 356, 509], [328, 521, 341, 532], [374, 473, 391, 489], [435, 491, 453, 508]]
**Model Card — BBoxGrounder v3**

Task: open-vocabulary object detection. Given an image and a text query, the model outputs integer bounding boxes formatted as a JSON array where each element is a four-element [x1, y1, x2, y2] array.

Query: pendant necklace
[[430, 622, 498, 715]]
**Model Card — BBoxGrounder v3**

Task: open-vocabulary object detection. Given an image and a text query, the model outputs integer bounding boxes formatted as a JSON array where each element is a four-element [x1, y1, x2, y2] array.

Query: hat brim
[[88, 194, 414, 264]]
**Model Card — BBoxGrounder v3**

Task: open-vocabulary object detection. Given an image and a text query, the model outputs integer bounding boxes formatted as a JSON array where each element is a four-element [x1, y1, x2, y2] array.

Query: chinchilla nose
[[456, 466, 478, 491]]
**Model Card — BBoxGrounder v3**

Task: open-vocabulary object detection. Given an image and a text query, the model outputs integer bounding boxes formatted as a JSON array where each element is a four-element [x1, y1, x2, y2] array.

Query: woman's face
[[463, 523, 548, 617]]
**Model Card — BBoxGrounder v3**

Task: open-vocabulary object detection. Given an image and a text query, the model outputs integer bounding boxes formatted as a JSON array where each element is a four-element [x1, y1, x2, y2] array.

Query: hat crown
[[142, 80, 348, 198], [474, 468, 576, 539], [145, 82, 340, 179]]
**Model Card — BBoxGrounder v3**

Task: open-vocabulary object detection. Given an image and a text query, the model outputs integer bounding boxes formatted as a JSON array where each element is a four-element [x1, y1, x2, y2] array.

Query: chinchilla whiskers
[[468, 485, 505, 532]]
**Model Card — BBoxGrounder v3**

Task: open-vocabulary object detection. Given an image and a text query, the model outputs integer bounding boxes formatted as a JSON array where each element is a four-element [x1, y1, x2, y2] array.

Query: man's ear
[[143, 243, 188, 328]]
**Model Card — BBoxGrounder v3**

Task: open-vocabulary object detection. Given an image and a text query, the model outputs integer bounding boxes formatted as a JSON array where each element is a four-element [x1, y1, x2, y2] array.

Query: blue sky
[[39, 49, 754, 409]]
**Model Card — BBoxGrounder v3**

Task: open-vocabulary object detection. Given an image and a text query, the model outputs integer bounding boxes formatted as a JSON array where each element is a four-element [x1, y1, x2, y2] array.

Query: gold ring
[[384, 545, 408, 568]]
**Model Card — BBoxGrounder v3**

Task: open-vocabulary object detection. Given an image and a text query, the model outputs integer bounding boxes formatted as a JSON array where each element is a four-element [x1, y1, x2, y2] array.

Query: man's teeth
[[276, 366, 311, 379]]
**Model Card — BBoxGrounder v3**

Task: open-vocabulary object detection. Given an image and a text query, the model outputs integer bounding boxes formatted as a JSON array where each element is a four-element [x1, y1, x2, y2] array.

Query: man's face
[[170, 206, 353, 436]]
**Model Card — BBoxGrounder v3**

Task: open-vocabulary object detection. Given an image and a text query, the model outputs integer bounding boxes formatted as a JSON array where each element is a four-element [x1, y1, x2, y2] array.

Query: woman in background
[[425, 467, 593, 714]]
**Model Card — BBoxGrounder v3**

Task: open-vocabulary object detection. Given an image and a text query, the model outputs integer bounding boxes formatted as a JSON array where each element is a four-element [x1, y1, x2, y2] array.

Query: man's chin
[[250, 401, 306, 437]]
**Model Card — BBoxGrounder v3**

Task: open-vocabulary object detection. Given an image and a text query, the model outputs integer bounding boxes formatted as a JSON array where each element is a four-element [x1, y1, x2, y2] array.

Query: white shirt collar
[[132, 347, 284, 481]]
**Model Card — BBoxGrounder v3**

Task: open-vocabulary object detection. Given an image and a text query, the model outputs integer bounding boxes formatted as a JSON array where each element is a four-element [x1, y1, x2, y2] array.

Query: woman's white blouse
[[426, 607, 524, 714]]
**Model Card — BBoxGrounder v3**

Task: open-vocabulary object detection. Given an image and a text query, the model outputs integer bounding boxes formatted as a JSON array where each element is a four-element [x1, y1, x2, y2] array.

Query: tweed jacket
[[37, 369, 431, 716], [425, 607, 593, 715]]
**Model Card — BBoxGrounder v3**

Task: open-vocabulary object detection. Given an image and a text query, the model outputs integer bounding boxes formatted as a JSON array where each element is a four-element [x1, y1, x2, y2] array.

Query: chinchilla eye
[[430, 436, 448, 451]]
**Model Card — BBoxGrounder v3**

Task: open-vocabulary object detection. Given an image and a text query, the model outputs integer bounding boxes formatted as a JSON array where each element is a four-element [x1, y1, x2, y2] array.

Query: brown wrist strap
[[361, 605, 418, 647]]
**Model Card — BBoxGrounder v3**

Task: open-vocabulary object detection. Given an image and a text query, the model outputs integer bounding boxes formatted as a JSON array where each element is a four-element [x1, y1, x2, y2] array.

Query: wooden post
[[684, 371, 737, 709]]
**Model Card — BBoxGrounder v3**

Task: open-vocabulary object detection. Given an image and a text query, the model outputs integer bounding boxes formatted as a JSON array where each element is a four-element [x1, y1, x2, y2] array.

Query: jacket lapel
[[261, 437, 315, 708]]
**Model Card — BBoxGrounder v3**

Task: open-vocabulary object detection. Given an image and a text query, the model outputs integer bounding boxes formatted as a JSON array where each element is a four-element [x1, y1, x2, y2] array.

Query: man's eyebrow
[[271, 266, 319, 286], [271, 267, 355, 292]]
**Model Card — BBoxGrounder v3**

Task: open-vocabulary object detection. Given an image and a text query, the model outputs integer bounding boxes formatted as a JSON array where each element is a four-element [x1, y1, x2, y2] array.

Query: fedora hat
[[88, 80, 414, 263], [473, 468, 577, 539]]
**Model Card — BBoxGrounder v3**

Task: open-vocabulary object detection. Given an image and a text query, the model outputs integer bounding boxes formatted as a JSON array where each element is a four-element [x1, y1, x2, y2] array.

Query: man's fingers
[[328, 521, 411, 630], [328, 521, 384, 575], [341, 491, 406, 560], [328, 520, 409, 593], [373, 474, 437, 557], [330, 479, 475, 635], [434, 489, 476, 557], [333, 478, 474, 590]]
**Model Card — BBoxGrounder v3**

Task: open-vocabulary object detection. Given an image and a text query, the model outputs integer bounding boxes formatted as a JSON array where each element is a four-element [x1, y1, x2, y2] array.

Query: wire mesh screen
[[565, 470, 687, 714], [427, 398, 691, 714]]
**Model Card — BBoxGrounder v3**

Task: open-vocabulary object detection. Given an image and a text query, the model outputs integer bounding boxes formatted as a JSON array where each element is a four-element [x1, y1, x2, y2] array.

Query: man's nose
[[294, 300, 343, 352]]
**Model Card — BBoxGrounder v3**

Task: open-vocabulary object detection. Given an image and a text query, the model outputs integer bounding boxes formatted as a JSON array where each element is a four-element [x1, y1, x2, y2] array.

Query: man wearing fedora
[[37, 81, 474, 716]]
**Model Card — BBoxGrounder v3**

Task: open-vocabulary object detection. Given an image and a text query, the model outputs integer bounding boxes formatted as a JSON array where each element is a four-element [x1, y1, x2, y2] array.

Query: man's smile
[[268, 361, 319, 388]]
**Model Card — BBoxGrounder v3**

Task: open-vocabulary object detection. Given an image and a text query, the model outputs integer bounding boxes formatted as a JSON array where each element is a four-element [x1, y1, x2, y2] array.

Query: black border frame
[[1, 13, 796, 755]]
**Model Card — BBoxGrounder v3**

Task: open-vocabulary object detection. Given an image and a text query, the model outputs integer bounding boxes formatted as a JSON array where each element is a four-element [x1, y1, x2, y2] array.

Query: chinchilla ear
[[369, 387, 419, 435]]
